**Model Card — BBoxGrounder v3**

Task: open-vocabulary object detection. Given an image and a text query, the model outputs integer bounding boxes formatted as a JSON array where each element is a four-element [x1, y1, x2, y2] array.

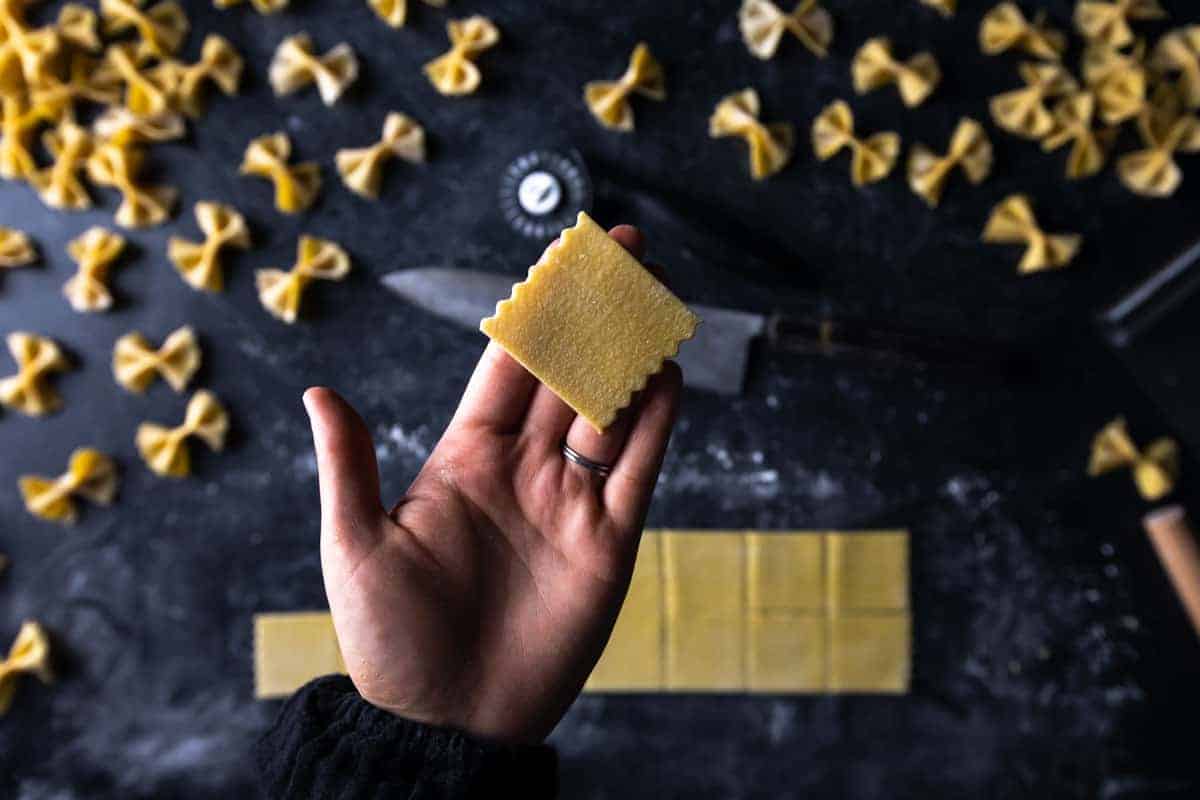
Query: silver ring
[[561, 441, 613, 478]]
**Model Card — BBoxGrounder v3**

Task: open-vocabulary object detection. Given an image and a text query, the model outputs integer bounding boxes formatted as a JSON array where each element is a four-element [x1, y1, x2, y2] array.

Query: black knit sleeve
[[256, 675, 558, 800]]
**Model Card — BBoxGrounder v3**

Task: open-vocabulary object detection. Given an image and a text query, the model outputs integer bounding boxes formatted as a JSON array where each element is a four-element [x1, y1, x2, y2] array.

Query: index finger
[[602, 361, 683, 531]]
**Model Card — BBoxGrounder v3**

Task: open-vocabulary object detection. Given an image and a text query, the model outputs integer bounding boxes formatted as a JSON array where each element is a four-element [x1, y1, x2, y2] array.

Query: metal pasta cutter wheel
[[499, 150, 593, 240]]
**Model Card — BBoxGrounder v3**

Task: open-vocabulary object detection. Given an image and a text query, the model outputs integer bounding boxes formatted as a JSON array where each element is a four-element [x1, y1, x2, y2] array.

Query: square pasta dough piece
[[746, 532, 825, 611], [747, 611, 826, 692], [480, 212, 699, 432], [586, 534, 664, 691], [254, 612, 345, 698], [828, 613, 911, 693], [662, 531, 745, 690], [827, 531, 909, 612]]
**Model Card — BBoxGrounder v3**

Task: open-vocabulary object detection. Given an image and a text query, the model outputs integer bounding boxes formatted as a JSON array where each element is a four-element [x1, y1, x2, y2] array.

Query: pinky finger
[[603, 362, 683, 532]]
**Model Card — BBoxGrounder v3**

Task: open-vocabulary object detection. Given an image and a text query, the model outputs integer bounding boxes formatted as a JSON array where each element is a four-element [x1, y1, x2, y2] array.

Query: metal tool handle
[[1099, 237, 1200, 348], [766, 312, 1031, 374]]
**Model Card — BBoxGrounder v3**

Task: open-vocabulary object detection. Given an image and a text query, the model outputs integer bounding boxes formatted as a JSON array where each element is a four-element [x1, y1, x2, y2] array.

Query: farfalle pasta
[[424, 16, 500, 96], [86, 142, 177, 228], [57, 3, 102, 52], [113, 326, 200, 393], [168, 202, 250, 291], [240, 132, 321, 214], [812, 99, 900, 186], [31, 122, 93, 210], [99, 0, 189, 58], [336, 112, 426, 198], [584, 43, 665, 131], [852, 37, 940, 108], [34, 52, 124, 110], [0, 333, 70, 416], [103, 42, 173, 116], [214, 0, 289, 13], [1152, 27, 1200, 109], [918, 0, 956, 16], [979, 3, 1066, 60], [1117, 91, 1200, 197], [18, 449, 118, 523], [93, 107, 186, 145], [709, 88, 794, 180], [369, 0, 446, 28], [0, 227, 36, 267], [0, 7, 57, 89], [256, 236, 351, 323], [173, 34, 243, 117], [1088, 417, 1179, 500], [739, 0, 833, 60], [64, 226, 126, 312], [982, 194, 1081, 274], [1075, 0, 1166, 49], [136, 390, 229, 477], [269, 33, 358, 106], [0, 622, 53, 715], [1, 97, 41, 181], [989, 61, 1078, 139], [907, 117, 992, 207], [1083, 41, 1149, 124], [1042, 92, 1110, 179]]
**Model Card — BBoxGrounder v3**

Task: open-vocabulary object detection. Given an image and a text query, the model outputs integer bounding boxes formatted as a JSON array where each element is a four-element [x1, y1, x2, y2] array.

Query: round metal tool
[[499, 150, 592, 240]]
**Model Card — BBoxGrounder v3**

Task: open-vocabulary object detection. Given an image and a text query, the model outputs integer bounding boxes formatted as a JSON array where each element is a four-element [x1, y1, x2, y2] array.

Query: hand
[[304, 226, 682, 744]]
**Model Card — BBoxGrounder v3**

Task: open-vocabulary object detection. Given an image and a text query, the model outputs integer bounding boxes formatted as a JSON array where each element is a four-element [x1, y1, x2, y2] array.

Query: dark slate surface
[[2, 1, 1199, 797]]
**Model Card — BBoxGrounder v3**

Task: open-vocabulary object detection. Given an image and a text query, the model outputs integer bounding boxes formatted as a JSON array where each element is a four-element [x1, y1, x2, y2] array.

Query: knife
[[382, 268, 1027, 395]]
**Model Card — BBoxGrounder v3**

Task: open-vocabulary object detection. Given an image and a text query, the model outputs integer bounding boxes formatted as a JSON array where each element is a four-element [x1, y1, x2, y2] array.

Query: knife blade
[[381, 268, 1026, 395], [382, 267, 764, 395]]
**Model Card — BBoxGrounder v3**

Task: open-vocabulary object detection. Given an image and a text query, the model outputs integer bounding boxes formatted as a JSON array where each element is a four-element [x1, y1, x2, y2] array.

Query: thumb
[[304, 387, 384, 550]]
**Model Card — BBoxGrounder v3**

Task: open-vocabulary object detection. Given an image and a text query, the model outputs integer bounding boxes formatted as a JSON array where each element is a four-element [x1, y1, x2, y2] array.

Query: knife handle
[[765, 312, 1029, 374]]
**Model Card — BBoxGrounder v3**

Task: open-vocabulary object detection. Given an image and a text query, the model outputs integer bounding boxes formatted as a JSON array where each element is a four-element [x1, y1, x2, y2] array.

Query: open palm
[[305, 226, 681, 743]]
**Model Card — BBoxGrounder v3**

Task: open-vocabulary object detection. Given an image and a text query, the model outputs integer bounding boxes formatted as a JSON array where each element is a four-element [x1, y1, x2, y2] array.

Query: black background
[[2, 1, 1199, 797]]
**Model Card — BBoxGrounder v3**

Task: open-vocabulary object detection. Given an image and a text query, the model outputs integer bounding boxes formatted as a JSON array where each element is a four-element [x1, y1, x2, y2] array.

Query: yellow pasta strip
[[254, 613, 344, 699], [480, 212, 698, 432], [252, 531, 912, 697]]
